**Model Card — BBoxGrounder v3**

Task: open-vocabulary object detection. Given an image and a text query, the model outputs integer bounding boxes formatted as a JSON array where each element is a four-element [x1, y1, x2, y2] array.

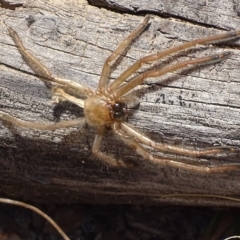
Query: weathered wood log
[[1, 0, 240, 206]]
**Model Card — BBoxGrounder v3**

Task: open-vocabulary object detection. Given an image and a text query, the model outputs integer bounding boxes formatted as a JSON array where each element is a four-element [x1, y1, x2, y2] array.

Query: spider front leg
[[115, 52, 231, 98], [98, 15, 150, 90], [109, 27, 240, 91], [114, 125, 240, 173]]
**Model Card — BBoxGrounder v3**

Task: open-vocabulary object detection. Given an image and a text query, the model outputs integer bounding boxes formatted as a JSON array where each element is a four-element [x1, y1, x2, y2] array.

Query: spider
[[1, 15, 240, 173]]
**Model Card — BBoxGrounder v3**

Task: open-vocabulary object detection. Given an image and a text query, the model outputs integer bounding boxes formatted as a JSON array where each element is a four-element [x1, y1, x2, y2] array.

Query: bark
[[0, 0, 240, 206]]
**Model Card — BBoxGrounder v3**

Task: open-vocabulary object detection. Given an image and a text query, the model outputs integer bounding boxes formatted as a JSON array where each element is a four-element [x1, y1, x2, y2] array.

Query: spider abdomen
[[84, 96, 112, 126]]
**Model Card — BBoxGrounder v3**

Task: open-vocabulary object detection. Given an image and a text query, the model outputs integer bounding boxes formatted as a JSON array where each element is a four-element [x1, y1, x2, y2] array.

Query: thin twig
[[0, 198, 70, 240]]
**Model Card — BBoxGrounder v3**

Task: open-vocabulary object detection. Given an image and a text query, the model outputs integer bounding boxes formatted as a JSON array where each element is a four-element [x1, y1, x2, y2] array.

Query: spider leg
[[52, 87, 84, 108], [8, 27, 93, 96], [114, 126, 240, 173], [0, 111, 84, 130], [97, 15, 150, 90], [109, 28, 240, 91], [115, 52, 231, 98], [121, 122, 237, 156], [92, 126, 130, 167]]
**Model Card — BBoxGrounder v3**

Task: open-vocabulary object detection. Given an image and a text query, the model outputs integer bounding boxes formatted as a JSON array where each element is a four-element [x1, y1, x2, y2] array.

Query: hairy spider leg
[[115, 128, 240, 173], [121, 122, 236, 156], [115, 52, 231, 98], [8, 27, 93, 96], [98, 15, 150, 90], [0, 87, 86, 131], [0, 28, 90, 131], [88, 121, 240, 171], [52, 87, 85, 108], [0, 111, 85, 130], [92, 126, 130, 167], [109, 27, 240, 91]]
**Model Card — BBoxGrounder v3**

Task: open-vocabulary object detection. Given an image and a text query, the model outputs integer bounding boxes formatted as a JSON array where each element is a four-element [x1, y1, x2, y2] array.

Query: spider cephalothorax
[[84, 93, 127, 126], [1, 16, 240, 172]]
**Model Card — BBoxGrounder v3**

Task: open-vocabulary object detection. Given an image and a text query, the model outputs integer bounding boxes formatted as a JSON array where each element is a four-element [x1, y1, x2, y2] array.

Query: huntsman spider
[[1, 15, 240, 173]]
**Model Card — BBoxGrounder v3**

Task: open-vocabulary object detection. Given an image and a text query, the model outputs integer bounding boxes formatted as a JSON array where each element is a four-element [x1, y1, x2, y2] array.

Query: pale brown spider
[[1, 16, 240, 173]]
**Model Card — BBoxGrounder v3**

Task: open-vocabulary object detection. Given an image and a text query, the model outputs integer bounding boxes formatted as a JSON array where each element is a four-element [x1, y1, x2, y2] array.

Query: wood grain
[[1, 0, 240, 205]]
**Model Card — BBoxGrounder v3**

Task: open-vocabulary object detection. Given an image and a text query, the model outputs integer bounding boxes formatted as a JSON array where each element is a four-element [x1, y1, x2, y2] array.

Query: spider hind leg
[[115, 122, 240, 173]]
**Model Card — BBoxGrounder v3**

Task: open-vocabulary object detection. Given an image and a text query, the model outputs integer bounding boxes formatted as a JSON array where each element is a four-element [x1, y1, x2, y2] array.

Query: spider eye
[[112, 102, 126, 119], [113, 112, 124, 118], [112, 102, 124, 111]]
